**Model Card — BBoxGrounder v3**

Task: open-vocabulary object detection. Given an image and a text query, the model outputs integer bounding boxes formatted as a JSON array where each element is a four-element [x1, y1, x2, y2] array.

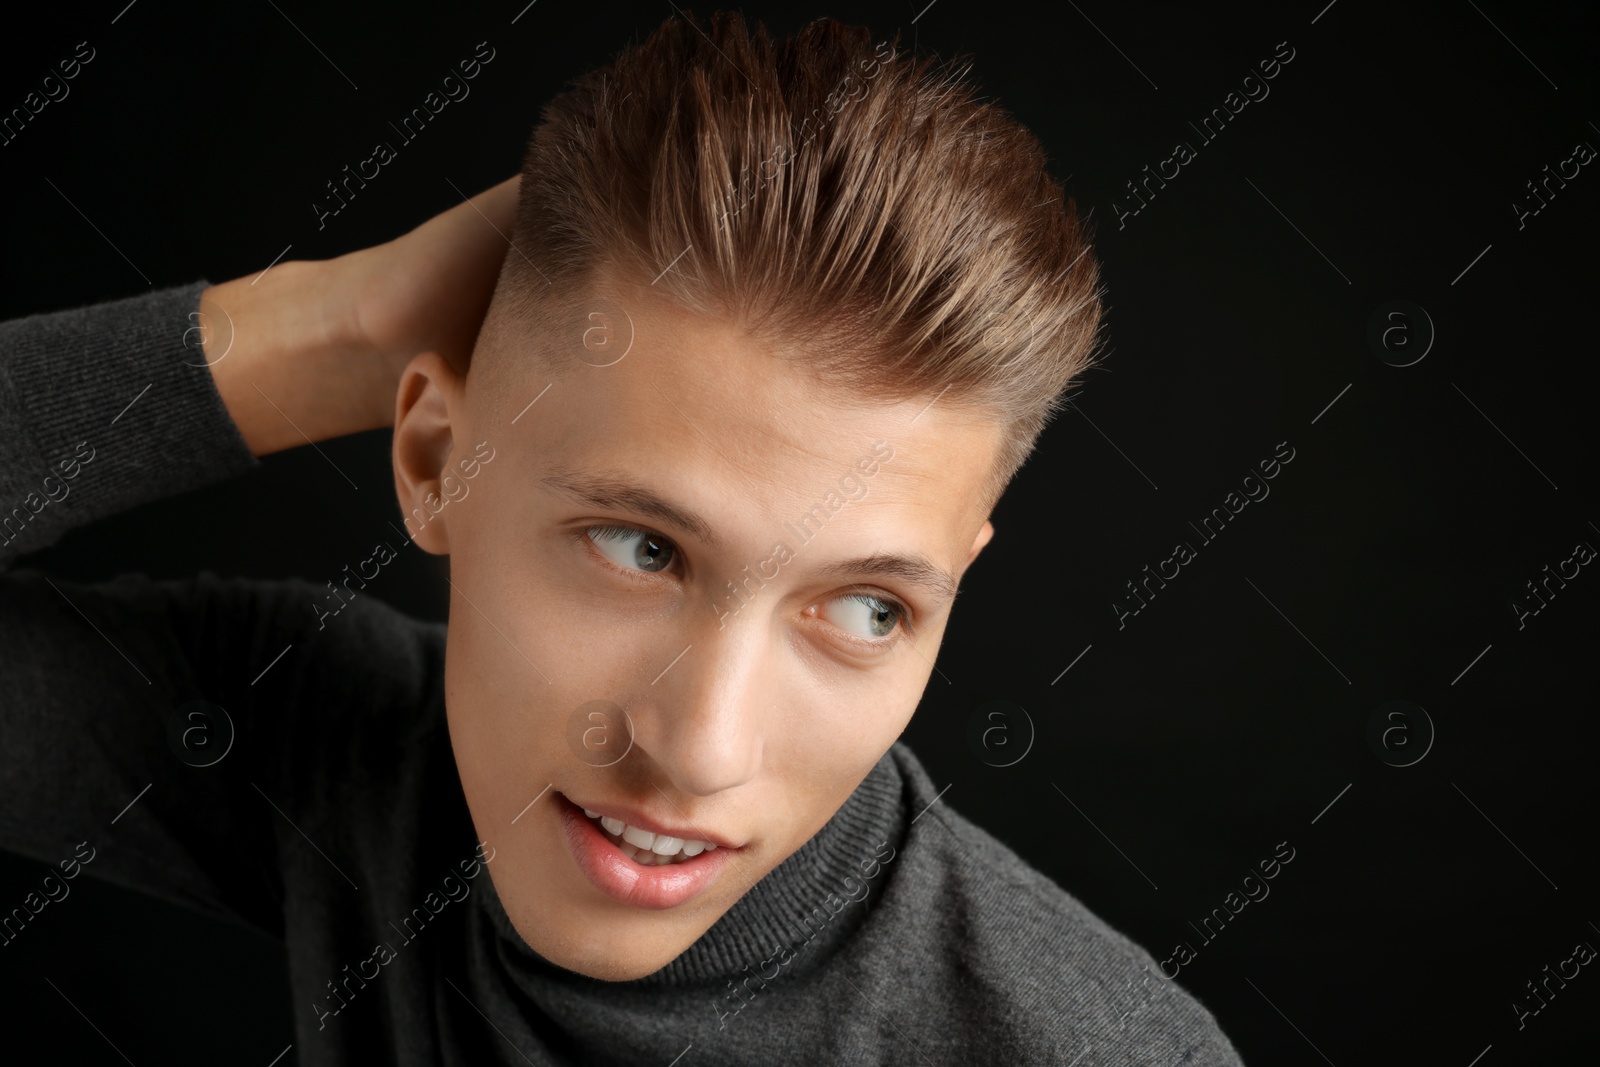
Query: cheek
[[778, 672, 921, 819], [442, 543, 650, 784]]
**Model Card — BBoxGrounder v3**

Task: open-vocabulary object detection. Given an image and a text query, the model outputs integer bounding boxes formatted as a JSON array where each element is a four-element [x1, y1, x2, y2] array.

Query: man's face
[[393, 262, 1001, 980]]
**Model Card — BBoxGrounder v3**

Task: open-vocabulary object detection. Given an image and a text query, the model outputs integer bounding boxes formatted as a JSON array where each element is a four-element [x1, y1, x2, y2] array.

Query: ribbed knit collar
[[472, 745, 909, 990]]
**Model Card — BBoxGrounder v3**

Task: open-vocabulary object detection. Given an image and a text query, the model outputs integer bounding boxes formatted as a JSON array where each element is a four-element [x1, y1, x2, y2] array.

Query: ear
[[393, 352, 465, 555], [965, 519, 995, 568]]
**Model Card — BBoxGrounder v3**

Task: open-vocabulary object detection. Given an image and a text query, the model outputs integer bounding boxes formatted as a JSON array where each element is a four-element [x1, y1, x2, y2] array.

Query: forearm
[[201, 256, 387, 456], [204, 177, 517, 456], [0, 176, 515, 564], [0, 281, 258, 567]]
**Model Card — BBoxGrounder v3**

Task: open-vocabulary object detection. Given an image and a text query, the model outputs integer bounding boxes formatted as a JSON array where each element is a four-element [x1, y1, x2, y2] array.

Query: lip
[[562, 794, 741, 850], [556, 793, 735, 910]]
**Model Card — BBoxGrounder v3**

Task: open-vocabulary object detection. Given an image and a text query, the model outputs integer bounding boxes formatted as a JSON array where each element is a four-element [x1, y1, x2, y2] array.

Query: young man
[[0, 11, 1245, 1065]]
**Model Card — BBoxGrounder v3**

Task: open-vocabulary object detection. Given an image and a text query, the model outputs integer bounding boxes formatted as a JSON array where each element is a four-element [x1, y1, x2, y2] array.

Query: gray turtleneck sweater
[[0, 281, 1246, 1065]]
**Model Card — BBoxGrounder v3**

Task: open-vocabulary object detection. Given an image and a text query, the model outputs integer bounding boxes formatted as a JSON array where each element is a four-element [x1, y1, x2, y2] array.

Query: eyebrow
[[811, 553, 958, 606], [539, 467, 960, 606], [542, 467, 729, 551]]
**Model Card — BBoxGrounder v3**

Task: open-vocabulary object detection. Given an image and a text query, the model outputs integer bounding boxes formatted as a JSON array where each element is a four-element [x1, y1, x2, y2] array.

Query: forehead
[[483, 266, 1002, 557]]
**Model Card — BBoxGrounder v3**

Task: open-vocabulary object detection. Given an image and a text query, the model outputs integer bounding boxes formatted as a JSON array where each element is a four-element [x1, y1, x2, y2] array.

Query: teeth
[[585, 810, 717, 861]]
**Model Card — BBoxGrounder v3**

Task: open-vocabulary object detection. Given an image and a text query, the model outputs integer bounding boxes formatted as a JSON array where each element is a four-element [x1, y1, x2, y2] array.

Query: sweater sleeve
[[0, 282, 293, 937], [0, 279, 258, 566]]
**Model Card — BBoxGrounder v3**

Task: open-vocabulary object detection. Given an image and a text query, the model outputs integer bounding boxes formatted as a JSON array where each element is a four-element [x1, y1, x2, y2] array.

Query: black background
[[1, 0, 1596, 1063]]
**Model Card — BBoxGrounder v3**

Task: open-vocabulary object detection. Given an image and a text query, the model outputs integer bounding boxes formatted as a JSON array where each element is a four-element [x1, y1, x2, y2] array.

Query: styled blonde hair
[[495, 9, 1105, 509]]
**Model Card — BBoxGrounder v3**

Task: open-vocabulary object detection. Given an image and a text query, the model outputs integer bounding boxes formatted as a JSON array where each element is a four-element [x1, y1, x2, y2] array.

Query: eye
[[819, 592, 907, 643], [584, 524, 678, 574]]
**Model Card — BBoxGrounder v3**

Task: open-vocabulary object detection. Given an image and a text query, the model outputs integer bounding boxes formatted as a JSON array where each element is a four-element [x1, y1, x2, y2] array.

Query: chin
[[510, 907, 678, 982]]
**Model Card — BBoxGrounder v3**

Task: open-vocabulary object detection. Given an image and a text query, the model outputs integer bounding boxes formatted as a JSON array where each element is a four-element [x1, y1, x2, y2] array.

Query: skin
[[205, 176, 1003, 982]]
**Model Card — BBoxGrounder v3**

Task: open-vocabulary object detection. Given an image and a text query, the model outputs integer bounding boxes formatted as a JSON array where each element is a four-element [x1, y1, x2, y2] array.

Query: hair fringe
[[501, 9, 1107, 508]]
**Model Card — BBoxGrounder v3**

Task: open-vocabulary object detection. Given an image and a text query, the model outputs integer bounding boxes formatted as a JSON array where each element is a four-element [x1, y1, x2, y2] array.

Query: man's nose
[[629, 611, 768, 798]]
